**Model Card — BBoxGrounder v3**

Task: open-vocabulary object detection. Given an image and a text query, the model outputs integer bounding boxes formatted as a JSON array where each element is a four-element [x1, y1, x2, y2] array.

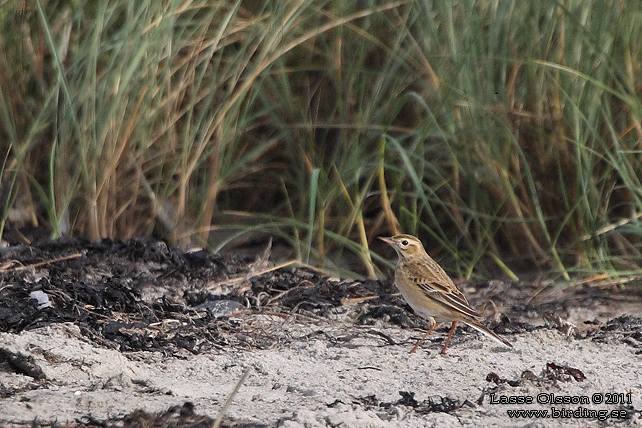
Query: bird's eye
[[401, 239, 408, 246]]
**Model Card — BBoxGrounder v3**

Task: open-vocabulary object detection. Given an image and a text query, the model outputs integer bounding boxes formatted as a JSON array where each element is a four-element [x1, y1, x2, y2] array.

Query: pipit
[[379, 234, 512, 354]]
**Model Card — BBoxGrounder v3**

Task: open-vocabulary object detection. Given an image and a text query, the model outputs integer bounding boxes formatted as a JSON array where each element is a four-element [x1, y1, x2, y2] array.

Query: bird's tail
[[463, 320, 513, 348]]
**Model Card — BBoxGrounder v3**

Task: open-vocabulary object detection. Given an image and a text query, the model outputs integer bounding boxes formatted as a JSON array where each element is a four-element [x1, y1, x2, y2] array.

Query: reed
[[1, 0, 640, 281]]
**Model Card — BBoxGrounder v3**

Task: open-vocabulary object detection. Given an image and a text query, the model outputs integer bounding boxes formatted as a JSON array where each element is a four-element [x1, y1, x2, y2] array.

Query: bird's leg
[[409, 317, 436, 354], [440, 321, 458, 354]]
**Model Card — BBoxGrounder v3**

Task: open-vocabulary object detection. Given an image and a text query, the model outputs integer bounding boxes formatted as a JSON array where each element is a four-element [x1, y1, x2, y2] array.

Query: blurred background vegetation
[[1, 0, 641, 281]]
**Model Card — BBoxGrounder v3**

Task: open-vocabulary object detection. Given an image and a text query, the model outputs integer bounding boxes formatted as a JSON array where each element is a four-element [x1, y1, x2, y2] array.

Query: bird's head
[[378, 234, 426, 261]]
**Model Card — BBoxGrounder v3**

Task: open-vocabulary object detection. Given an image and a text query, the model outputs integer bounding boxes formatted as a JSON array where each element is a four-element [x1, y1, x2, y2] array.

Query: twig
[[3, 253, 82, 272], [206, 259, 329, 290], [233, 310, 291, 319], [265, 280, 314, 305], [212, 367, 252, 428]]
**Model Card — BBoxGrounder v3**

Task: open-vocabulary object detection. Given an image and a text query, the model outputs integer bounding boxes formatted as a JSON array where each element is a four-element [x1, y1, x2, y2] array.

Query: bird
[[379, 234, 512, 354]]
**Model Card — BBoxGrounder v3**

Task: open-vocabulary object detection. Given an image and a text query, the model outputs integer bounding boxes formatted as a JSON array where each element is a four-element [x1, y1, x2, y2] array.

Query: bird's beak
[[378, 236, 393, 245]]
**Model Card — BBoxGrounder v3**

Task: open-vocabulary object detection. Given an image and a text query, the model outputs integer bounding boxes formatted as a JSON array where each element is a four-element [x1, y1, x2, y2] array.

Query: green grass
[[1, 0, 641, 282]]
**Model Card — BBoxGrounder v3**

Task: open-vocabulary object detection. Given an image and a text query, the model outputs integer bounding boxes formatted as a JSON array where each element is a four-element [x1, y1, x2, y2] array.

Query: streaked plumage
[[380, 234, 512, 354]]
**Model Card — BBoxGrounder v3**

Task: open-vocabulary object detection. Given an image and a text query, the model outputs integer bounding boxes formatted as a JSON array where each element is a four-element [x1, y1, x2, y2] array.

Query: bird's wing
[[417, 280, 481, 320], [405, 259, 481, 320]]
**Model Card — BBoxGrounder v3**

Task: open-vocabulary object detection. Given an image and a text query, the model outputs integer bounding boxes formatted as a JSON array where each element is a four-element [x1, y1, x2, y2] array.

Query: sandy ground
[[1, 312, 641, 427]]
